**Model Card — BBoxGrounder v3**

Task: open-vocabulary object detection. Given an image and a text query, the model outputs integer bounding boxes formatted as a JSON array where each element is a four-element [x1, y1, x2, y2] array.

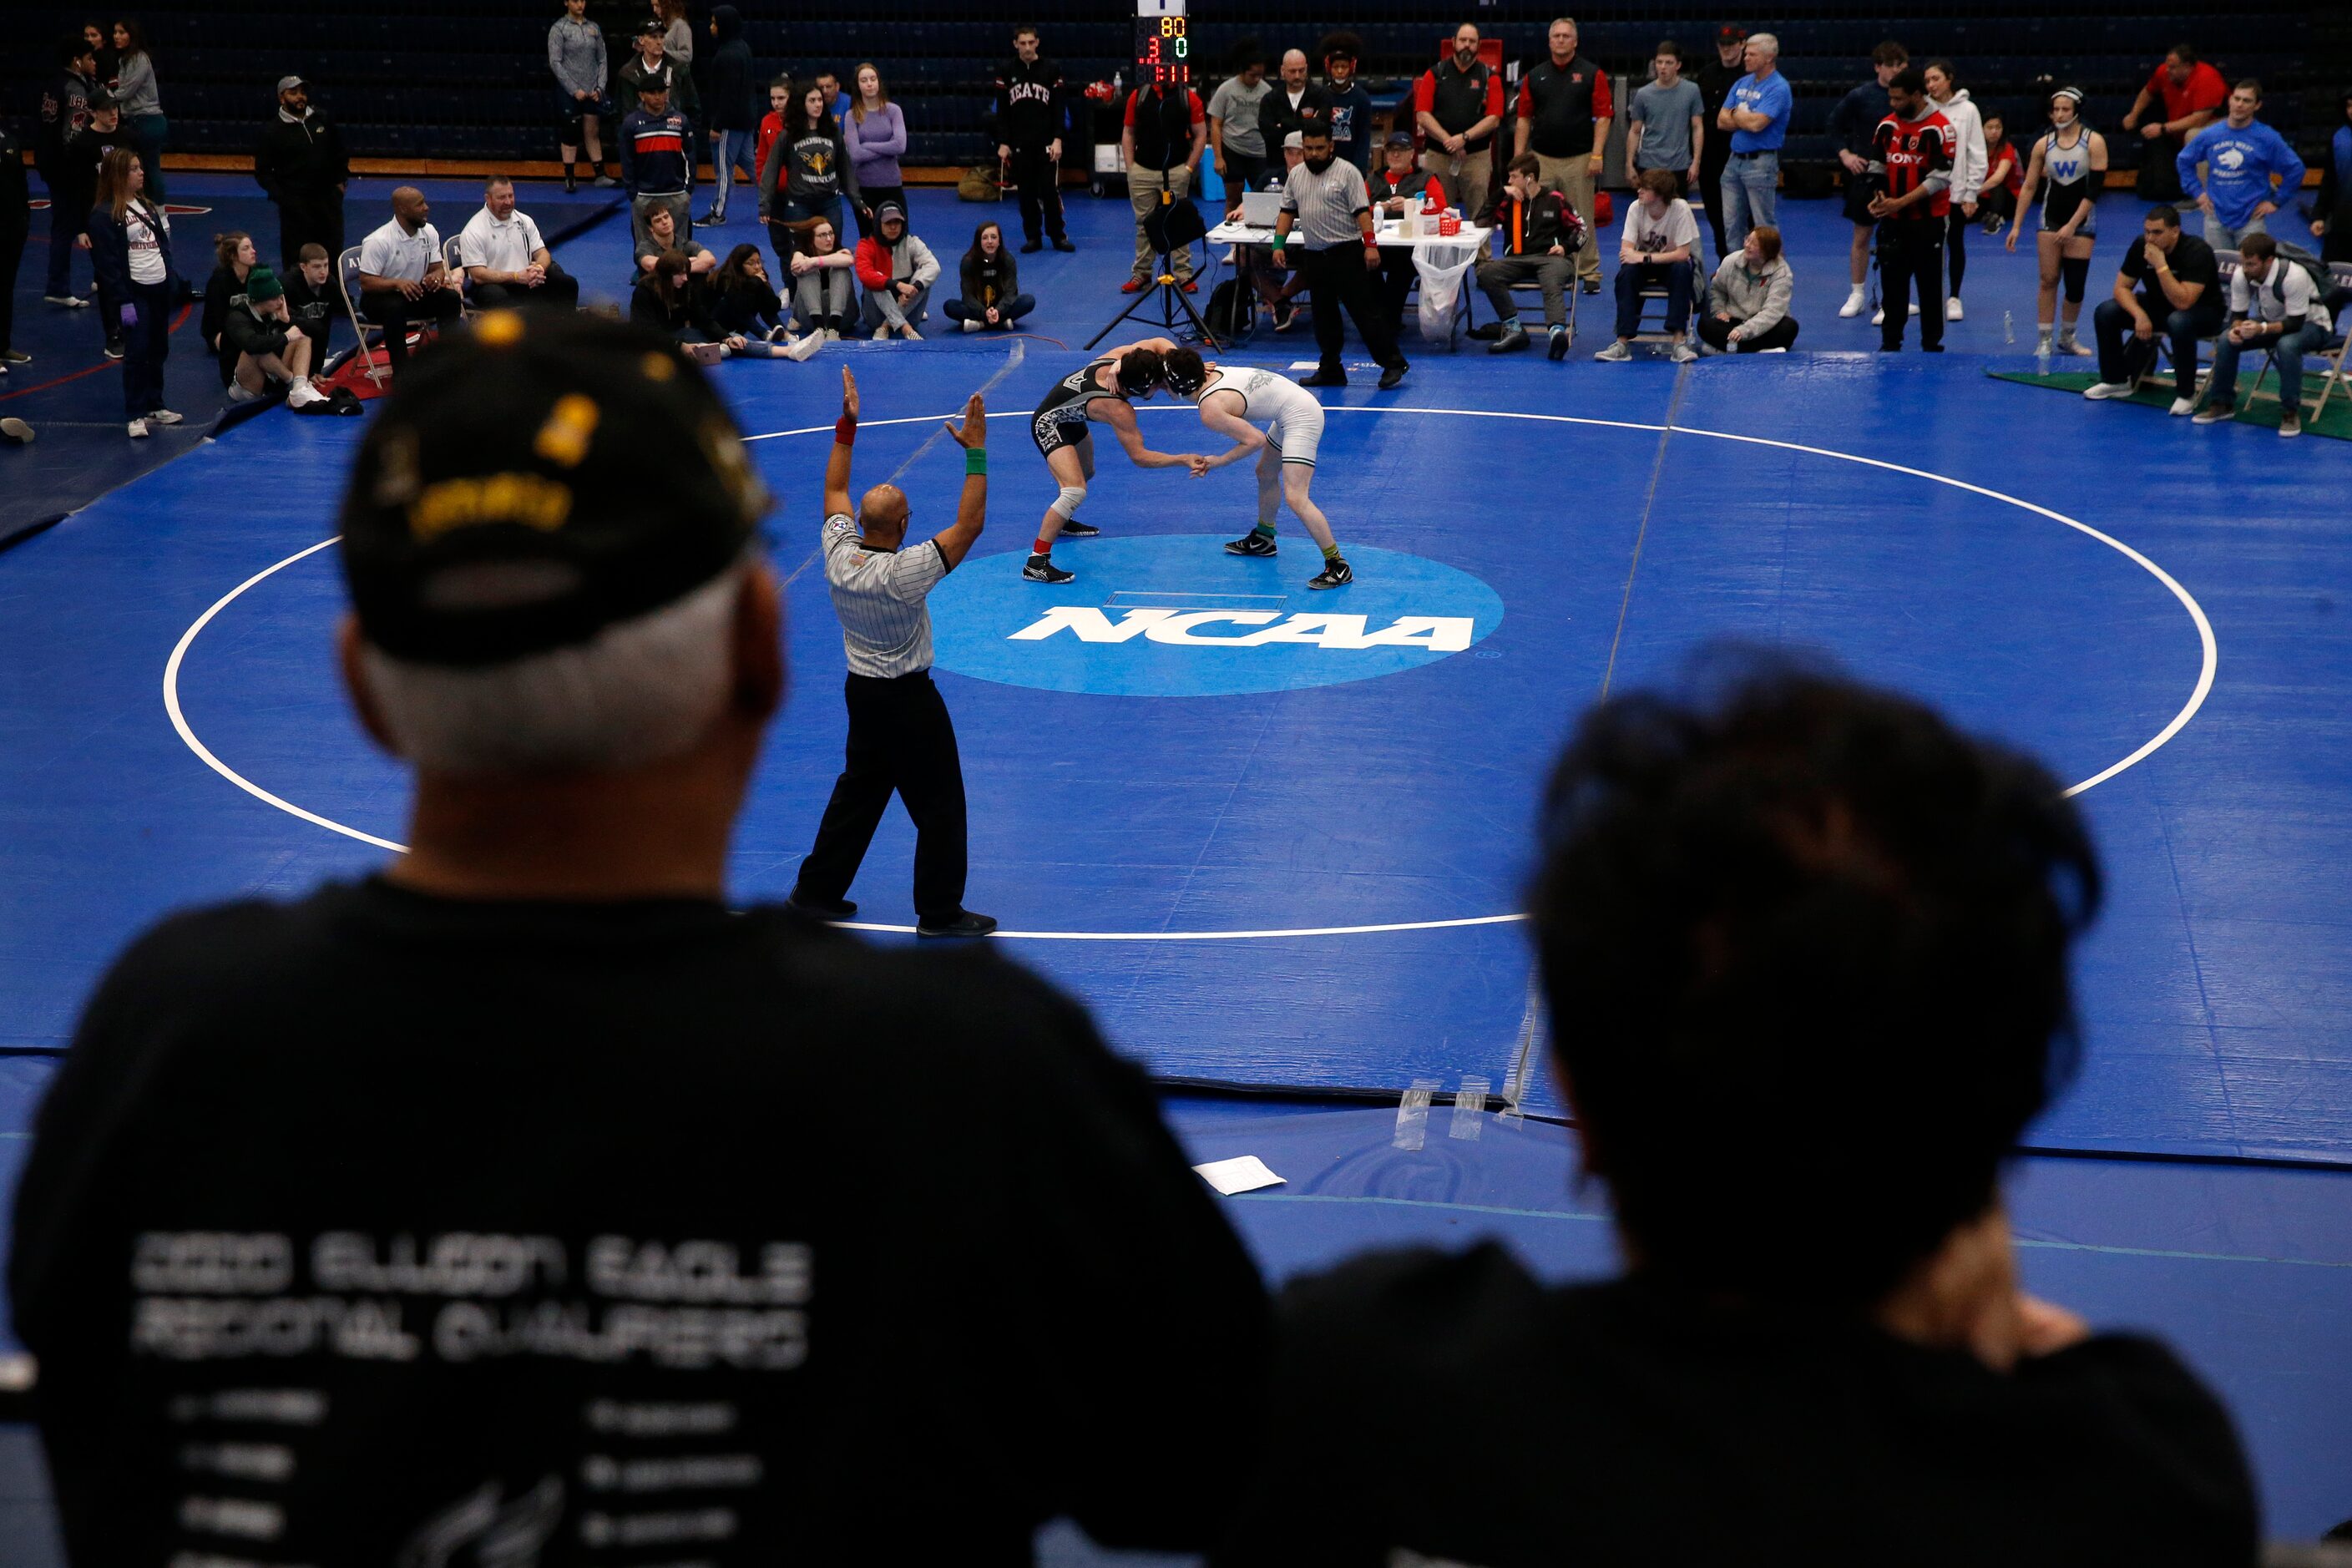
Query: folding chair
[[1627, 251, 1705, 355], [336, 245, 389, 387], [2136, 256, 2229, 401]]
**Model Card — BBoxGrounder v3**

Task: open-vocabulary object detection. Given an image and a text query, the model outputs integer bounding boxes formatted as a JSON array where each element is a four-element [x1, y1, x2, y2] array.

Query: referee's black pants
[[1298, 243, 1407, 377], [1876, 220, 1945, 352], [795, 670, 969, 923]]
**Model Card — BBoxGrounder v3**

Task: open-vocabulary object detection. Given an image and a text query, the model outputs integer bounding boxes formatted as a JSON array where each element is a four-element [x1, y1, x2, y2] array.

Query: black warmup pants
[[121, 277, 171, 417], [2092, 296, 2226, 400], [1945, 205, 1970, 298], [1297, 243, 1405, 374], [45, 184, 88, 296], [1375, 244, 1417, 330], [1697, 311, 1799, 352], [274, 191, 345, 273], [0, 206, 23, 351], [1009, 145, 1066, 244], [1699, 144, 1732, 258], [359, 285, 463, 369], [796, 670, 969, 923], [1877, 220, 1944, 350], [469, 262, 581, 311]]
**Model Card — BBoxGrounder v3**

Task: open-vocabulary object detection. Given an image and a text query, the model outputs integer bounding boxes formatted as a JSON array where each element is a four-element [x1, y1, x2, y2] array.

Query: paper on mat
[[1193, 1155, 1285, 1195]]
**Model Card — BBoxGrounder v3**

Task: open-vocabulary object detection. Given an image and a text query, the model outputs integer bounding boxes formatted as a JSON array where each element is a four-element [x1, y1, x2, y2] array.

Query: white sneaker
[[287, 378, 327, 408], [1669, 341, 1697, 363], [785, 332, 823, 362], [2057, 333, 2093, 358], [0, 416, 30, 443], [1909, 302, 1920, 316], [127, 417, 149, 437], [46, 294, 89, 308], [225, 380, 260, 404], [2081, 381, 2134, 401], [2168, 397, 2195, 417], [960, 318, 984, 332], [1593, 341, 1631, 362], [898, 325, 922, 341], [1945, 297, 1964, 321], [1839, 287, 1865, 319], [145, 408, 184, 425], [823, 328, 842, 341], [1870, 306, 1885, 326], [873, 326, 890, 340], [2279, 412, 2303, 438]]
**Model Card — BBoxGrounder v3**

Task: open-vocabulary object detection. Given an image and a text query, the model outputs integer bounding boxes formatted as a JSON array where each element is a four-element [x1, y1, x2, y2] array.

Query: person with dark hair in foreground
[[1214, 656, 2258, 1567], [11, 312, 1267, 1565]]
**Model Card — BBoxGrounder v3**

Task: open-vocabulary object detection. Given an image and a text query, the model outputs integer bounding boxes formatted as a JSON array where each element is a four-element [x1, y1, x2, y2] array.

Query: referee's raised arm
[[933, 392, 988, 569], [824, 365, 860, 519]]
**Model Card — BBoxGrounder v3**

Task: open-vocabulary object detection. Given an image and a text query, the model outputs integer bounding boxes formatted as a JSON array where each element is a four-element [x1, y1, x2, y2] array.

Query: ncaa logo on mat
[[927, 534, 1505, 696]]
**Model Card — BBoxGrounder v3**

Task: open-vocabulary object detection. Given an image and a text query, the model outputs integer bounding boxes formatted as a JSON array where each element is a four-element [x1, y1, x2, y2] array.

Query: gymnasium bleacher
[[6, 2, 2334, 179]]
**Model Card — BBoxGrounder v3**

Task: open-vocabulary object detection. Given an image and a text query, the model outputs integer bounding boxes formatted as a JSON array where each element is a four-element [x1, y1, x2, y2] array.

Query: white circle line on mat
[[163, 405, 2217, 938]]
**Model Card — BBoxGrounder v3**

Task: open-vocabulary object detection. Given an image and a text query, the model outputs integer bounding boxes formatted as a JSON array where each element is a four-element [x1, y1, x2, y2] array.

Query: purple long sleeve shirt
[[845, 101, 907, 190]]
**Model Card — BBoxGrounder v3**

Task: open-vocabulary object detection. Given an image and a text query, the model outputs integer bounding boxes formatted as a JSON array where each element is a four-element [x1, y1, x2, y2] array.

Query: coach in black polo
[[1515, 16, 1613, 292], [791, 367, 997, 938]]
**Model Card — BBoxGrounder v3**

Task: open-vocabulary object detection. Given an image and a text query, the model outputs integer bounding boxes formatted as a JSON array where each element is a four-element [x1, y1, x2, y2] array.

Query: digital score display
[[1136, 1, 1190, 88]]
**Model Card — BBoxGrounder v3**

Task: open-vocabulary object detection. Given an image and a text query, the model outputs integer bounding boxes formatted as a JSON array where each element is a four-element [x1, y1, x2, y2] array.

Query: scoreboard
[[1135, 0, 1189, 89]]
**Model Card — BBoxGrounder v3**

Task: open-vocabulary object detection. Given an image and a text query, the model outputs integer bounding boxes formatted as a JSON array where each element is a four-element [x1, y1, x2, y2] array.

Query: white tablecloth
[[1206, 220, 1491, 253]]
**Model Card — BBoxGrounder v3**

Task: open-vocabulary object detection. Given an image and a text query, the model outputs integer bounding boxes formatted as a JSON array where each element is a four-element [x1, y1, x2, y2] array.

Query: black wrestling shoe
[[917, 911, 999, 938], [1307, 557, 1353, 589], [1024, 554, 1075, 584], [785, 894, 857, 920], [1056, 519, 1100, 538], [1225, 530, 1277, 556]]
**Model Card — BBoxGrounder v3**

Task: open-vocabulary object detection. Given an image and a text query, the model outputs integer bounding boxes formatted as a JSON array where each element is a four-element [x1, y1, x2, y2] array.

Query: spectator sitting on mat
[[1208, 655, 2258, 1568], [8, 311, 1271, 1565], [1318, 33, 1373, 175], [1598, 167, 1701, 362], [1977, 114, 2021, 237], [2123, 43, 2227, 203], [354, 185, 463, 375], [253, 76, 350, 274], [634, 202, 715, 282], [220, 264, 328, 409], [853, 200, 938, 340], [1474, 153, 1584, 359], [2084, 204, 2222, 414], [1699, 222, 1798, 352], [1830, 42, 1904, 321], [2193, 232, 2333, 440], [286, 241, 336, 360], [1369, 130, 1444, 333], [459, 175, 581, 311], [711, 243, 823, 359], [786, 215, 855, 338], [944, 220, 1034, 332], [631, 246, 742, 354], [1208, 39, 1273, 200], [200, 229, 259, 385], [2177, 80, 2305, 254]]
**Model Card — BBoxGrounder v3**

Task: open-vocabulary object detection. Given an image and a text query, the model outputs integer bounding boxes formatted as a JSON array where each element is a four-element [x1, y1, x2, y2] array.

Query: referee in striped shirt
[[790, 368, 998, 938]]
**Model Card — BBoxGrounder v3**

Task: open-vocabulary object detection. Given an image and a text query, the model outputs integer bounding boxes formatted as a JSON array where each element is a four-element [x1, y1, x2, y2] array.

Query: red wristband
[[835, 415, 856, 447]]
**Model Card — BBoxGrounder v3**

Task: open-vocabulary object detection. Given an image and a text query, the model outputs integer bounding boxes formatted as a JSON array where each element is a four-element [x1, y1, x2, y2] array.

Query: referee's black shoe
[[1057, 519, 1100, 538], [1024, 554, 1075, 584], [785, 893, 857, 921], [918, 911, 999, 938]]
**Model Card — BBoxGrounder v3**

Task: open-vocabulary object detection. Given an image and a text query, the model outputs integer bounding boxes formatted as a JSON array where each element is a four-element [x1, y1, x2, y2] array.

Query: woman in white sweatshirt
[[1925, 62, 1986, 321]]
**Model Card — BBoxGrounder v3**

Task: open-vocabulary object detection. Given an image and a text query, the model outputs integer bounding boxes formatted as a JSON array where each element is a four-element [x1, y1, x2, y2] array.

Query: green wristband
[[965, 448, 987, 476]]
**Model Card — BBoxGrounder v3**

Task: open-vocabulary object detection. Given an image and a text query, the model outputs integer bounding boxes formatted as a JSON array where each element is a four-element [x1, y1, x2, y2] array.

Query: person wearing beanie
[[220, 263, 329, 408], [852, 200, 938, 339], [8, 312, 1270, 1560]]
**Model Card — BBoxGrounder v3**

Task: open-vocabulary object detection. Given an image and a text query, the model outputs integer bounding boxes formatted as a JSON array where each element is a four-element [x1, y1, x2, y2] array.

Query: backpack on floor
[[1205, 278, 1254, 339]]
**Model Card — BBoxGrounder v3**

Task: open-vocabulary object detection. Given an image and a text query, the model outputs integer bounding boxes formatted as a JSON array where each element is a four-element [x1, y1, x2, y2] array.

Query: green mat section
[[1988, 367, 2352, 440]]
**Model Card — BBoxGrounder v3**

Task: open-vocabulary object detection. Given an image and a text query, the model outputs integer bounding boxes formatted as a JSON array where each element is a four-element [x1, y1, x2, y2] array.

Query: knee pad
[[2061, 255, 2090, 304], [1050, 483, 1087, 521]]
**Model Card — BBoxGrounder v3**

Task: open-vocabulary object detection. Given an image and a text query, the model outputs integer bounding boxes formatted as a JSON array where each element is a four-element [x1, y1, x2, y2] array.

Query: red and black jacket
[[1481, 188, 1586, 256]]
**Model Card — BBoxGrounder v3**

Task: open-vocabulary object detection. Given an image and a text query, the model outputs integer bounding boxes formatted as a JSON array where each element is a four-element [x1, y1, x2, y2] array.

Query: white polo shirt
[[458, 206, 548, 273], [357, 218, 443, 283]]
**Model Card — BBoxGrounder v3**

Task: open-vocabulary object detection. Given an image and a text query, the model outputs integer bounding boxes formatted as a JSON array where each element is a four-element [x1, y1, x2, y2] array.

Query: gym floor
[[3, 173, 2349, 1555]]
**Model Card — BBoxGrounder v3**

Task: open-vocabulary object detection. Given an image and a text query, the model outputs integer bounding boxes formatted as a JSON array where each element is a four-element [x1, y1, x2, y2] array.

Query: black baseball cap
[[339, 311, 768, 669], [1717, 24, 1749, 41], [1384, 130, 1414, 150]]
